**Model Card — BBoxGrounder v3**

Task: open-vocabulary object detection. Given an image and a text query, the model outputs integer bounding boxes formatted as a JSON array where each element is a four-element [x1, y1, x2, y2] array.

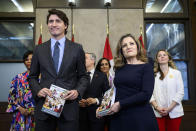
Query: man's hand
[[86, 98, 97, 106], [79, 99, 87, 107], [37, 88, 51, 98], [64, 90, 79, 100]]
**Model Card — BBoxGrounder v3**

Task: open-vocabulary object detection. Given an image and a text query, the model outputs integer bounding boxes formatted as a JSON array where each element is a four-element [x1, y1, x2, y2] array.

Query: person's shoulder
[[95, 70, 107, 77], [66, 39, 82, 48], [142, 62, 152, 68], [141, 62, 154, 73], [95, 70, 104, 75], [169, 67, 181, 74], [35, 40, 50, 49], [13, 71, 27, 80]]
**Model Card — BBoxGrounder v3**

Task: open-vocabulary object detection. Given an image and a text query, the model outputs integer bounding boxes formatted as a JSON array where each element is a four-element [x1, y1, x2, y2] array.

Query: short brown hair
[[47, 9, 69, 35]]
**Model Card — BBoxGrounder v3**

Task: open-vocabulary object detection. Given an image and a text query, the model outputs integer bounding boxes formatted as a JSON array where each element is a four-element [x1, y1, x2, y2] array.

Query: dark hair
[[114, 33, 147, 70], [23, 50, 33, 63], [47, 9, 69, 35], [96, 58, 111, 72]]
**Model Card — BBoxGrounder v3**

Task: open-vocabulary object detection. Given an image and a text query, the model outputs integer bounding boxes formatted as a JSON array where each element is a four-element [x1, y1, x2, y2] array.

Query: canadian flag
[[38, 24, 42, 45], [38, 34, 42, 45], [139, 34, 144, 49], [71, 34, 74, 42], [103, 35, 114, 74], [72, 24, 75, 42]]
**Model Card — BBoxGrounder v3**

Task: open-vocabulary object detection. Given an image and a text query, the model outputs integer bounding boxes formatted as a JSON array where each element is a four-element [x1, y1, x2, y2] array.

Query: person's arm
[[28, 46, 42, 100], [97, 73, 110, 105], [87, 73, 110, 106], [6, 75, 20, 112], [150, 100, 166, 116], [66, 44, 89, 100], [119, 64, 155, 109], [172, 70, 184, 105], [6, 74, 29, 116], [162, 101, 177, 116]]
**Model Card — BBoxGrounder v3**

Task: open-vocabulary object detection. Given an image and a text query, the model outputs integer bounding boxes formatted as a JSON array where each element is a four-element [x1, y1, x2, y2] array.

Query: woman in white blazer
[[150, 50, 184, 131]]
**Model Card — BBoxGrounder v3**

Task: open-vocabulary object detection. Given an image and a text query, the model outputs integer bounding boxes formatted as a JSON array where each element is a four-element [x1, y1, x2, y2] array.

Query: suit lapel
[[45, 40, 57, 76], [91, 71, 98, 86], [58, 39, 72, 76]]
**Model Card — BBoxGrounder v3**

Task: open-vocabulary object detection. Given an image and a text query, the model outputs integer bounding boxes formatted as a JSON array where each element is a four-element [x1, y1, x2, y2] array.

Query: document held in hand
[[97, 86, 116, 117], [41, 84, 68, 117]]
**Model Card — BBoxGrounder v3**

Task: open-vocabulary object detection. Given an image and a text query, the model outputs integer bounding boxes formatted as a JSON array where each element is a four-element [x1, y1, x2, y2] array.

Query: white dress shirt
[[88, 68, 99, 105], [51, 37, 66, 72]]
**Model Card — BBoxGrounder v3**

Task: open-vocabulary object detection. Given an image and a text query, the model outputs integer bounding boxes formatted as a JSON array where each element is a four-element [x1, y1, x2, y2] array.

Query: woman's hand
[[107, 102, 120, 115], [156, 106, 166, 116], [159, 101, 177, 116], [18, 106, 29, 116]]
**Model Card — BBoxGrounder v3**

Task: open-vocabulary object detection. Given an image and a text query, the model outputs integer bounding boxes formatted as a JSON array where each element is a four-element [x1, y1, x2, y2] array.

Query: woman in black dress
[[108, 34, 158, 131]]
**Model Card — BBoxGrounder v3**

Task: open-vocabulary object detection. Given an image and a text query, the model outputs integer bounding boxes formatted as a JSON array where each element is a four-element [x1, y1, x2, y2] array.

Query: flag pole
[[40, 23, 42, 35], [72, 24, 74, 35], [69, 2, 75, 41], [107, 6, 109, 37], [71, 7, 73, 39], [139, 25, 145, 50]]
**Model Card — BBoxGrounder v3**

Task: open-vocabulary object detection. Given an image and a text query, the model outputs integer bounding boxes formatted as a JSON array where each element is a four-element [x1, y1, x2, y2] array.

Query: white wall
[[0, 63, 26, 101]]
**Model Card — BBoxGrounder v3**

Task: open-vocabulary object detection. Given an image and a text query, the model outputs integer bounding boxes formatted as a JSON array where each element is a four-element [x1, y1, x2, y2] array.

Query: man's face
[[48, 14, 67, 39], [85, 54, 94, 68]]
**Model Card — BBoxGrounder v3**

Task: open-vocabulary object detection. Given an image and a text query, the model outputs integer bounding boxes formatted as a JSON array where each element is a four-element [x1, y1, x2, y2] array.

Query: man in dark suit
[[79, 53, 109, 131], [28, 9, 89, 131]]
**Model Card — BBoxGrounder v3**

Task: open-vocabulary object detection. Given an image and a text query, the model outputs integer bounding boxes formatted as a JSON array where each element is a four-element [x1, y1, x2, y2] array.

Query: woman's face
[[100, 59, 110, 74], [24, 54, 33, 70], [121, 37, 138, 59], [157, 51, 169, 64]]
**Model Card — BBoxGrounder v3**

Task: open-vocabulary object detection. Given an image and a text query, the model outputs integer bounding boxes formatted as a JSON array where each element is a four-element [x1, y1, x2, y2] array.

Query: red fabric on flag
[[71, 35, 74, 42], [139, 35, 144, 49], [103, 36, 113, 60], [38, 34, 42, 45]]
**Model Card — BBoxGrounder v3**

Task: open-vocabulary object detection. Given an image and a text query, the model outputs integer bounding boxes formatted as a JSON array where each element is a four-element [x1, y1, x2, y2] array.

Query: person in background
[[79, 53, 109, 131], [96, 58, 114, 131], [105, 33, 158, 131], [96, 58, 114, 88], [6, 50, 35, 131], [150, 49, 184, 131]]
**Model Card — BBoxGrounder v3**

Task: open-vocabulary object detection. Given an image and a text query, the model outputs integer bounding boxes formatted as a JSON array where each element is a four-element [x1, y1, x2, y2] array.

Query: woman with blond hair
[[106, 33, 158, 131], [150, 49, 184, 131]]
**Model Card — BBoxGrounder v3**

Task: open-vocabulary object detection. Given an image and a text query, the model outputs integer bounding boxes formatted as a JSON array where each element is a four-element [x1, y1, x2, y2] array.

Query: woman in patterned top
[[6, 51, 35, 131]]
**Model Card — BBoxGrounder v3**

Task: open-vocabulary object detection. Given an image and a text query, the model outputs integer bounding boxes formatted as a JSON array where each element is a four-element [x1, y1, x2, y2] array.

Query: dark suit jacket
[[29, 38, 89, 121], [80, 70, 109, 121]]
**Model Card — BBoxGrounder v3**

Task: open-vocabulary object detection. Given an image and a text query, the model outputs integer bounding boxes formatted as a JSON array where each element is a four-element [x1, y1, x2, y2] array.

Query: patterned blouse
[[6, 71, 35, 131]]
